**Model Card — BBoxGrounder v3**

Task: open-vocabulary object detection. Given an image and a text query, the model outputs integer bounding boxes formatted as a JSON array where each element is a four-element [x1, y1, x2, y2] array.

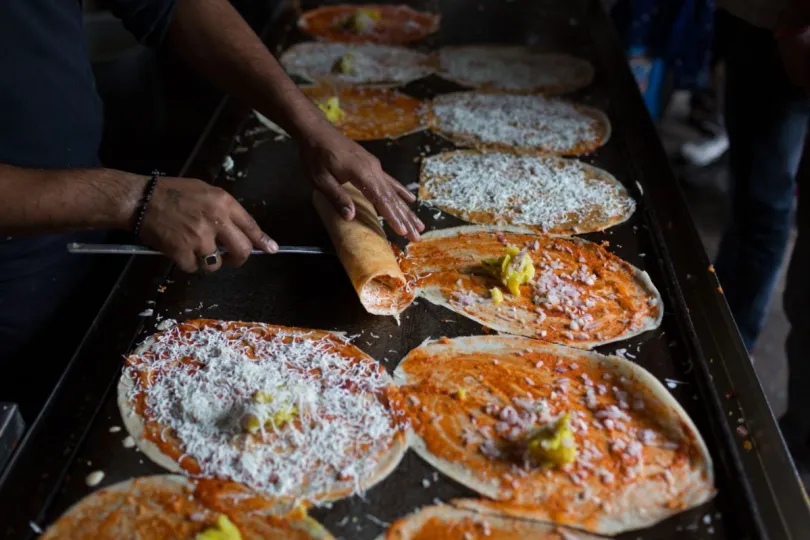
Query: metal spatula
[[67, 243, 330, 256]]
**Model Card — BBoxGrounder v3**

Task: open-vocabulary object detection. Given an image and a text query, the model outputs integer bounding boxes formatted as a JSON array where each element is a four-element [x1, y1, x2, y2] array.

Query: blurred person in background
[[610, 0, 716, 122], [715, 0, 810, 472], [680, 30, 728, 168]]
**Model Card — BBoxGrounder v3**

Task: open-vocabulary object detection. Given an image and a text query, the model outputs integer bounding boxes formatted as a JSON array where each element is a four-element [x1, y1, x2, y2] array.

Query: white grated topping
[[431, 93, 605, 153], [123, 323, 401, 504], [421, 152, 634, 231], [439, 46, 592, 93], [85, 471, 105, 487], [280, 42, 433, 85]]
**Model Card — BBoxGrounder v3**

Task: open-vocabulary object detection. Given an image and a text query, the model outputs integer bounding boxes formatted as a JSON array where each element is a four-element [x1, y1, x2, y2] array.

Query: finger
[[388, 176, 417, 203], [174, 250, 200, 274], [396, 194, 425, 233], [312, 169, 356, 220], [383, 180, 423, 237], [195, 234, 223, 274], [361, 183, 407, 236], [386, 193, 415, 239], [216, 222, 254, 268], [393, 197, 421, 241], [229, 204, 279, 254]]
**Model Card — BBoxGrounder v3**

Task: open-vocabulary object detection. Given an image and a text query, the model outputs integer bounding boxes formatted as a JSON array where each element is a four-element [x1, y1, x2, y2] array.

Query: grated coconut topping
[[123, 323, 402, 504], [281, 42, 433, 85], [431, 93, 604, 152], [439, 46, 591, 92], [421, 151, 634, 231]]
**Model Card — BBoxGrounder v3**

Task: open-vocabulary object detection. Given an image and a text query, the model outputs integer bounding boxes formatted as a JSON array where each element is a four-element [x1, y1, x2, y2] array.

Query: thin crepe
[[303, 85, 427, 141], [379, 504, 600, 539], [419, 150, 635, 235], [437, 45, 594, 94], [393, 336, 716, 535], [297, 4, 440, 45], [280, 42, 435, 87], [428, 92, 611, 156], [399, 226, 662, 349], [42, 475, 334, 539], [118, 320, 409, 508], [314, 184, 414, 315]]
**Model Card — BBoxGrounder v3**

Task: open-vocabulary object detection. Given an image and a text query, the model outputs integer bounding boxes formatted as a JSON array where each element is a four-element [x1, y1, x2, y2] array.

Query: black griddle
[[2, 0, 808, 538]]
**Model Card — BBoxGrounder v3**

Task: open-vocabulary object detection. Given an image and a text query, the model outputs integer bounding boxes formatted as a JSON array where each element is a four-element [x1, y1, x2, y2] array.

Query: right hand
[[138, 177, 277, 273]]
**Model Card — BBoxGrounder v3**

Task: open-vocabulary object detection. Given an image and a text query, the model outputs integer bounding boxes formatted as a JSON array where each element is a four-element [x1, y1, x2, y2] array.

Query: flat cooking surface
[[1, 0, 807, 539]]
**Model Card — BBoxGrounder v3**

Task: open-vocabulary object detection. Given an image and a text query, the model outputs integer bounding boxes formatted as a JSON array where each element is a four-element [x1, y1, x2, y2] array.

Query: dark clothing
[[0, 0, 176, 171], [0, 0, 177, 418], [713, 10, 810, 350]]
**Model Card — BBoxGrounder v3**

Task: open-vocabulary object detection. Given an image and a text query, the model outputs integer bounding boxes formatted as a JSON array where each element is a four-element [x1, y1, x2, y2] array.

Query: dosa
[[313, 184, 415, 315]]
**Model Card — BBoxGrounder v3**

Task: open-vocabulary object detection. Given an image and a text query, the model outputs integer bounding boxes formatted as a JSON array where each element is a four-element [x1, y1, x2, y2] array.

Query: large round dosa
[[437, 45, 594, 94], [280, 42, 436, 87], [313, 185, 415, 315], [42, 475, 334, 539], [118, 320, 409, 508], [419, 150, 635, 235], [302, 85, 427, 141], [428, 92, 611, 156], [393, 336, 716, 536], [399, 226, 663, 349], [297, 4, 440, 45], [379, 504, 601, 539]]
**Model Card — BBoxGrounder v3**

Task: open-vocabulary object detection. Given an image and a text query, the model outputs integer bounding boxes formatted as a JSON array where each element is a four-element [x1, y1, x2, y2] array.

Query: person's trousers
[[714, 11, 810, 351]]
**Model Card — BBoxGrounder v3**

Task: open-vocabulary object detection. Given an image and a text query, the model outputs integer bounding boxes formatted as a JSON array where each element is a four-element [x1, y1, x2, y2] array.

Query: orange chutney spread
[[299, 5, 439, 45], [46, 477, 319, 539], [399, 230, 661, 347], [389, 513, 572, 539], [397, 342, 703, 529], [303, 86, 426, 141]]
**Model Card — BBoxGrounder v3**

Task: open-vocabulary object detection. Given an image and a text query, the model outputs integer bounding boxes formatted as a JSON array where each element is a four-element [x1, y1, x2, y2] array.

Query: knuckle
[[363, 155, 381, 169], [243, 217, 259, 231], [208, 187, 233, 207], [191, 220, 210, 240], [235, 243, 251, 260]]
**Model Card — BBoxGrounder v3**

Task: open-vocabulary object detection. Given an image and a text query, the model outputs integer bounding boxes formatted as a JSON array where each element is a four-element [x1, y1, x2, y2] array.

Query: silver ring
[[198, 250, 221, 268]]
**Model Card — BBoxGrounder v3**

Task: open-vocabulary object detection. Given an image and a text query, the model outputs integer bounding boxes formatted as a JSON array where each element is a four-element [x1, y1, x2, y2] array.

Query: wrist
[[105, 170, 150, 231]]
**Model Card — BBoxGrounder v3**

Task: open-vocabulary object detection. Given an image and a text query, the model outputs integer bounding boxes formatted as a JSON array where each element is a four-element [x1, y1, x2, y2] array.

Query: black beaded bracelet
[[133, 170, 162, 238]]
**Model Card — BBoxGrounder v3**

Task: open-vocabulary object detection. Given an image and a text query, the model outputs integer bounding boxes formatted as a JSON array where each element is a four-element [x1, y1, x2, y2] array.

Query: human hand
[[138, 177, 277, 273], [300, 129, 425, 241]]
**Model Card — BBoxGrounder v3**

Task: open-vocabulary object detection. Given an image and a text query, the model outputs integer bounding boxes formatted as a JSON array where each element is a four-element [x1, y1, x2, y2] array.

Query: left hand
[[300, 129, 425, 241]]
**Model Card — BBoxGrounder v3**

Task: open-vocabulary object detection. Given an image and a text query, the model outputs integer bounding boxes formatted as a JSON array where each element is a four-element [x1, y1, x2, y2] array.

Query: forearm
[[166, 0, 329, 141], [0, 164, 145, 236]]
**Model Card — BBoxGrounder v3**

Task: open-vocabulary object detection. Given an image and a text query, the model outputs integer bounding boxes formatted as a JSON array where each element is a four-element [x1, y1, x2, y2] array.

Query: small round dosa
[[393, 336, 716, 535], [313, 185, 415, 315], [379, 504, 601, 539], [280, 42, 436, 87], [428, 92, 611, 156], [399, 226, 663, 349], [303, 85, 427, 141], [42, 475, 334, 539], [438, 45, 594, 94], [297, 4, 440, 45], [419, 150, 635, 235], [118, 320, 408, 508]]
